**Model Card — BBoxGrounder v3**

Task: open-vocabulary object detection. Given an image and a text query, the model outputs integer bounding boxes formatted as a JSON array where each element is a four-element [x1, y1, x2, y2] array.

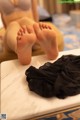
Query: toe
[[39, 22, 42, 30], [17, 31, 21, 40], [18, 29, 23, 36], [21, 26, 26, 33], [33, 23, 41, 34], [48, 25, 52, 29], [17, 35, 21, 41], [26, 25, 34, 34], [43, 23, 48, 29], [39, 22, 44, 29], [34, 23, 45, 40], [40, 22, 53, 30], [39, 22, 47, 29]]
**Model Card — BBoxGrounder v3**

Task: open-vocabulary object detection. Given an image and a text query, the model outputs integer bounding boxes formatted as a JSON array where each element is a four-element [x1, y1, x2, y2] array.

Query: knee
[[7, 21, 19, 28], [19, 17, 35, 26]]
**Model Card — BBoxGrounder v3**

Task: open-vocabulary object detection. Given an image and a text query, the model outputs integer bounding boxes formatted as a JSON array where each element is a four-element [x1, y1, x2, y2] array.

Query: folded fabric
[[25, 55, 80, 99]]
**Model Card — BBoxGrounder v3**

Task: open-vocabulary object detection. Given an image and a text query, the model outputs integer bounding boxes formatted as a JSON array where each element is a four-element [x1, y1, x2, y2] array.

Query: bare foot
[[17, 25, 36, 65], [33, 22, 58, 60]]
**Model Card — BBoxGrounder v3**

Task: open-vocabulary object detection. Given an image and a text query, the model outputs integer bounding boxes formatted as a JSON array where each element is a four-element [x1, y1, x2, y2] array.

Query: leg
[[5, 16, 35, 53], [33, 22, 59, 60], [17, 25, 36, 65], [4, 21, 36, 65], [4, 21, 21, 53], [18, 16, 35, 27]]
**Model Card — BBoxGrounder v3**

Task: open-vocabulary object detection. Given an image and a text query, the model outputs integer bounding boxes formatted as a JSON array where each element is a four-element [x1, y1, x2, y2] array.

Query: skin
[[0, 0, 58, 65], [17, 23, 58, 65]]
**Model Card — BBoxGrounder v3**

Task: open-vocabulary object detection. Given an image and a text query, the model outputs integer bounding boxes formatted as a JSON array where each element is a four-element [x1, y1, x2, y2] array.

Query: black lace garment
[[25, 55, 80, 99]]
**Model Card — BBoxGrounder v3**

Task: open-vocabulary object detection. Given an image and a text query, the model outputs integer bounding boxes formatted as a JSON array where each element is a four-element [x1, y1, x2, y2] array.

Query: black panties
[[25, 55, 80, 99]]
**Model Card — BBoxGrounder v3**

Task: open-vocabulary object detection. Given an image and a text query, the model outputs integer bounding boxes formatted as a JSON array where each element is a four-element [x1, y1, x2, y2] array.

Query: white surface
[[1, 49, 80, 120]]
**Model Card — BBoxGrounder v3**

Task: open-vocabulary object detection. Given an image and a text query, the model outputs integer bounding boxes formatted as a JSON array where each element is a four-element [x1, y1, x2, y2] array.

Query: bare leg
[[5, 16, 35, 53], [17, 25, 36, 65], [4, 21, 21, 53], [4, 21, 36, 65], [33, 23, 58, 60]]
